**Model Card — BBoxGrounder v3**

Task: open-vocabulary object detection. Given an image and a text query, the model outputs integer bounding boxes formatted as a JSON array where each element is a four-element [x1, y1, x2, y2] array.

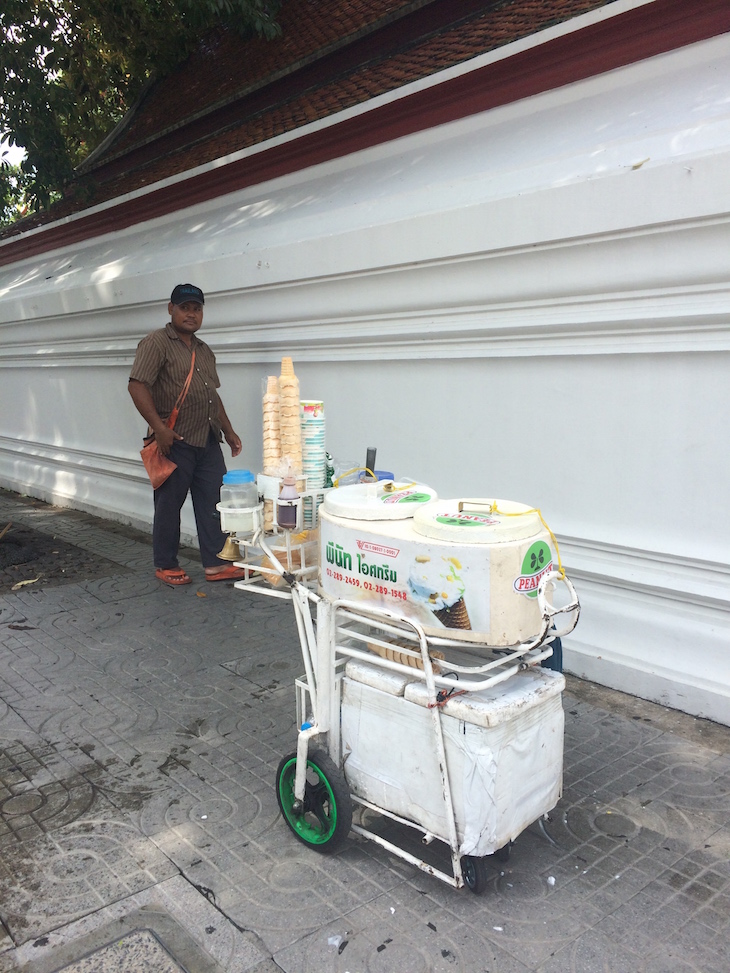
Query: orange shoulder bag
[[140, 350, 196, 490]]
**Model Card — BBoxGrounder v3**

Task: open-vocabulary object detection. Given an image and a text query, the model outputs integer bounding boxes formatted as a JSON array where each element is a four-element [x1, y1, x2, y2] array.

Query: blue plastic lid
[[223, 469, 255, 483], [359, 470, 395, 482]]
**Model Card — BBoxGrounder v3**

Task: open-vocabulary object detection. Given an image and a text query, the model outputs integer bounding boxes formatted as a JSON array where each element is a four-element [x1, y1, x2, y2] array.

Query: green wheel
[[275, 749, 352, 853], [461, 855, 489, 894]]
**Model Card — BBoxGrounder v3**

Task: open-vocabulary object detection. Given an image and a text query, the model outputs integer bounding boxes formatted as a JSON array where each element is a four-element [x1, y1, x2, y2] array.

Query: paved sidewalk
[[0, 489, 728, 973]]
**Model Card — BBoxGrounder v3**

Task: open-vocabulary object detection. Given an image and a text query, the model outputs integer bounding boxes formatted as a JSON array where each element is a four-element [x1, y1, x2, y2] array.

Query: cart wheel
[[461, 855, 489, 894], [276, 750, 352, 853], [494, 841, 512, 863]]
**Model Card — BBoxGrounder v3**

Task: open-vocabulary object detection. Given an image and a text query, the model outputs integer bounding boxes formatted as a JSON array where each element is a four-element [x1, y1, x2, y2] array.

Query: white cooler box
[[320, 487, 558, 646], [340, 660, 565, 857]]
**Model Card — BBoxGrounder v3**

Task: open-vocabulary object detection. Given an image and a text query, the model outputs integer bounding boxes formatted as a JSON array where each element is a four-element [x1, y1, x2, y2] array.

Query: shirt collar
[[165, 321, 199, 346]]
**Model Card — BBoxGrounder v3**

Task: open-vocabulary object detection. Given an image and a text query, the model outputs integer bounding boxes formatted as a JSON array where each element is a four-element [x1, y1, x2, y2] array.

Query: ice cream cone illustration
[[433, 595, 471, 630], [408, 555, 472, 631]]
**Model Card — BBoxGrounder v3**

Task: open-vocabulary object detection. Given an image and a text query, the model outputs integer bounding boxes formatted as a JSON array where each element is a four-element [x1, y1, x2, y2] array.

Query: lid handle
[[457, 499, 496, 514]]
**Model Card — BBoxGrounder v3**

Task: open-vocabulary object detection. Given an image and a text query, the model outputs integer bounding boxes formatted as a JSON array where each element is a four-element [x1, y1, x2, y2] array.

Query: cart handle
[[537, 571, 580, 638], [252, 528, 321, 604]]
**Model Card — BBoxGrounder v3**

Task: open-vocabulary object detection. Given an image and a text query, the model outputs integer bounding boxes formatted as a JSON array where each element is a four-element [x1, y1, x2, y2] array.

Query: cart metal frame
[[233, 521, 579, 891]]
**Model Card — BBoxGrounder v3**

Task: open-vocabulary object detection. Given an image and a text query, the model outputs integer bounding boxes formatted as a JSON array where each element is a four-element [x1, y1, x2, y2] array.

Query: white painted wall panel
[[1, 35, 728, 722]]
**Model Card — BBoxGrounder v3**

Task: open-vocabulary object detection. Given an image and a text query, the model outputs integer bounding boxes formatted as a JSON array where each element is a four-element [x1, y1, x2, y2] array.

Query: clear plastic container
[[218, 470, 260, 533]]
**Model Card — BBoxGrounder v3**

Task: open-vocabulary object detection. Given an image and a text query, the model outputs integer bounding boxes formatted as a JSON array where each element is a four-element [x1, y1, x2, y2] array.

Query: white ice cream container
[[319, 493, 555, 646]]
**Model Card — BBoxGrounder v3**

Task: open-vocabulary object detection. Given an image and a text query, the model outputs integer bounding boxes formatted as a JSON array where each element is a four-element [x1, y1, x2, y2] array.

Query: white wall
[[1, 35, 728, 722]]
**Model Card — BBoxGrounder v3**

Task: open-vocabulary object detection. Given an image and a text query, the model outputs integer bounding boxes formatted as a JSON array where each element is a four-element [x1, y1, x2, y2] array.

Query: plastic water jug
[[219, 470, 259, 532]]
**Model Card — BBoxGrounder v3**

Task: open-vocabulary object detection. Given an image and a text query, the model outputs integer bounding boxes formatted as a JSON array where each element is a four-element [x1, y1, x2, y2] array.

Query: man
[[129, 283, 245, 586]]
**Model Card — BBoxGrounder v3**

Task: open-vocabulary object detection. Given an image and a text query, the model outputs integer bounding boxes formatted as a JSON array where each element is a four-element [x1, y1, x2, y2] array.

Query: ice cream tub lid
[[412, 499, 543, 543], [322, 481, 438, 520]]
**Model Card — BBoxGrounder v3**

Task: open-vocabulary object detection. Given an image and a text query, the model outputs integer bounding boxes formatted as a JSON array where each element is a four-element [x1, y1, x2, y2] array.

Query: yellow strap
[[486, 501, 565, 579], [325, 482, 564, 578], [332, 469, 417, 490], [332, 467, 373, 487]]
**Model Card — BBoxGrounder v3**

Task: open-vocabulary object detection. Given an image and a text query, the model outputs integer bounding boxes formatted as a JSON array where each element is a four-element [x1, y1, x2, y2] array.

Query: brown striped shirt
[[129, 323, 223, 447]]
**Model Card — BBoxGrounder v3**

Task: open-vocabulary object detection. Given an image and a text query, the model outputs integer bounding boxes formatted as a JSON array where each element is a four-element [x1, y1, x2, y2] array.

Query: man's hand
[[225, 431, 242, 457], [155, 427, 183, 456], [129, 379, 182, 455]]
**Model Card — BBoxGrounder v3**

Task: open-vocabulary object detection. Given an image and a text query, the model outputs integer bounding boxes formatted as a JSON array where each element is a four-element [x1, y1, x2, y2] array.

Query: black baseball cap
[[170, 283, 204, 305]]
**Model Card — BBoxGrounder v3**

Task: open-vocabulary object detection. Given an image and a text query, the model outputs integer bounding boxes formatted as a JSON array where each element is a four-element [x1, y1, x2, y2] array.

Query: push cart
[[231, 491, 580, 893]]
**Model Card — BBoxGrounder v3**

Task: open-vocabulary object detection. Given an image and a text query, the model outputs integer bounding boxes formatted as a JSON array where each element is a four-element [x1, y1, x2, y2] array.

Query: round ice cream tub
[[319, 496, 555, 647], [323, 480, 438, 521]]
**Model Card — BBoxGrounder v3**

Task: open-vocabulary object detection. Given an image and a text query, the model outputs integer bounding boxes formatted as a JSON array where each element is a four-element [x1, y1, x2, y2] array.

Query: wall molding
[[2, 439, 727, 725], [0, 437, 142, 482], [3, 433, 726, 603], [1, 234, 729, 366], [559, 535, 730, 611], [2, 297, 727, 367]]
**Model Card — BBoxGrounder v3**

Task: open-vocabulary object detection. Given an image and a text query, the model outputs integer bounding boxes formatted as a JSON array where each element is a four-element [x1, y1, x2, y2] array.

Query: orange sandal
[[155, 568, 192, 586], [205, 565, 246, 582]]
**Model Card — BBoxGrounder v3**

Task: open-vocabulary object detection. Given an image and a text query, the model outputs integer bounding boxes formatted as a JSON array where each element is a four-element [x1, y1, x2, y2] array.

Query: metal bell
[[217, 536, 240, 561]]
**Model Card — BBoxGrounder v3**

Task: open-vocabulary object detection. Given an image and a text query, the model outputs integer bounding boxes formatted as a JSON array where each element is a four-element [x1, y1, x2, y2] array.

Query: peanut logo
[[513, 540, 553, 598], [434, 514, 498, 527]]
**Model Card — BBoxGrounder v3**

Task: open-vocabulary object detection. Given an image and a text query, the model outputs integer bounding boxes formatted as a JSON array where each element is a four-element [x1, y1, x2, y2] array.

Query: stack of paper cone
[[366, 640, 444, 674], [278, 357, 302, 473], [262, 375, 281, 474]]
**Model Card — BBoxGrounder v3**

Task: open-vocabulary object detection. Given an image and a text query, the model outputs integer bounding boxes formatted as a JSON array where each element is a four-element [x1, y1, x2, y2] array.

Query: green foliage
[[0, 0, 281, 224], [0, 155, 36, 225]]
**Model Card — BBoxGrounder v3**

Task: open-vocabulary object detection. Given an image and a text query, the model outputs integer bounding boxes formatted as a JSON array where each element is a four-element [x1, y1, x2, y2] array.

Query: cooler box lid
[[323, 481, 438, 521], [412, 498, 543, 544], [344, 659, 412, 696], [404, 668, 565, 727]]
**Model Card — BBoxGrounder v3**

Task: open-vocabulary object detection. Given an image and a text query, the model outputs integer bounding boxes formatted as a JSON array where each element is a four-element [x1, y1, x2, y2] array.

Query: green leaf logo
[[514, 541, 553, 599]]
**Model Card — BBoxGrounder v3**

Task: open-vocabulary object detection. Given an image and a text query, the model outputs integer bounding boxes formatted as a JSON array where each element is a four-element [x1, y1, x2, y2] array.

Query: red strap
[[427, 689, 468, 709]]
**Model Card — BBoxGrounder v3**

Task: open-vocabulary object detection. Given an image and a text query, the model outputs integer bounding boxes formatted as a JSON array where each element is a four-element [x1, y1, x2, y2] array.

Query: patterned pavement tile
[[213, 855, 373, 956], [0, 815, 178, 944], [0, 875, 268, 973], [273, 895, 535, 973], [1, 492, 730, 971]]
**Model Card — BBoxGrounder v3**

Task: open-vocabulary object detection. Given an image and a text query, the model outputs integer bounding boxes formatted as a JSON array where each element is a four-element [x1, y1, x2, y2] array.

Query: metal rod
[[418, 625, 462, 881], [294, 725, 319, 802], [350, 825, 460, 888], [314, 599, 334, 745], [333, 641, 547, 694], [292, 587, 318, 714], [335, 623, 533, 674], [352, 794, 445, 835]]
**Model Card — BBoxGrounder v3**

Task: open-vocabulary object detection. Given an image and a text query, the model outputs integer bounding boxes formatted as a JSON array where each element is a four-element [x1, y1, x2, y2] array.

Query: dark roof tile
[[1, 0, 621, 235]]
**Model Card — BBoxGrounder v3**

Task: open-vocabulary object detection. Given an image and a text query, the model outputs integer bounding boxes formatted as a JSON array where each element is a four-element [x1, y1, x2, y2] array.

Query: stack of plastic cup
[[300, 400, 326, 526]]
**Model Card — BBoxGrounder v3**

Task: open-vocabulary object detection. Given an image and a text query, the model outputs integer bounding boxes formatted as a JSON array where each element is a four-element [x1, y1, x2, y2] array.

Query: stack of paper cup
[[301, 400, 326, 527], [300, 400, 326, 488]]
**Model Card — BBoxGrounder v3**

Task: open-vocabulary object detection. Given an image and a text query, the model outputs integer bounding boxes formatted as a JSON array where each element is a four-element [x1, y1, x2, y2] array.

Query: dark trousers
[[153, 432, 227, 569]]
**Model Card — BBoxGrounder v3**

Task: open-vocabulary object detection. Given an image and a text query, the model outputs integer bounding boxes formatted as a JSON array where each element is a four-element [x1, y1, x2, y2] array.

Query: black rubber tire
[[461, 855, 489, 894], [275, 749, 352, 853]]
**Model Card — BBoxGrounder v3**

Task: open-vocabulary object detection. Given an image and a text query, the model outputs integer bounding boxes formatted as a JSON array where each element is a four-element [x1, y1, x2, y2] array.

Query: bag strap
[[166, 349, 196, 430]]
